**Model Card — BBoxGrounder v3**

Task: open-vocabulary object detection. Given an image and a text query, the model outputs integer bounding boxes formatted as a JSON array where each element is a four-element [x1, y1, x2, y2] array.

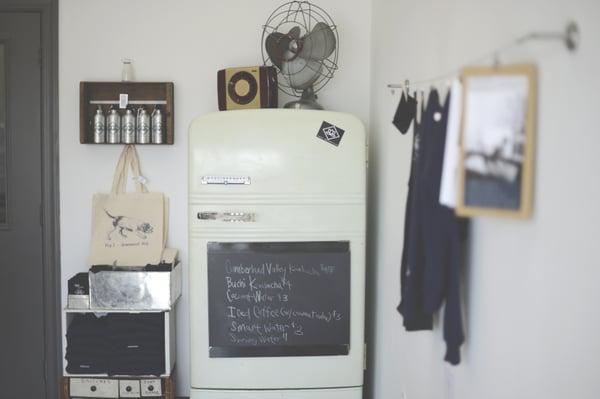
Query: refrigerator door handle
[[198, 211, 255, 222]]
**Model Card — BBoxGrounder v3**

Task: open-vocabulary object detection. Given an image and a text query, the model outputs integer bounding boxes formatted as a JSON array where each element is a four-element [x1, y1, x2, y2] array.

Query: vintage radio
[[217, 66, 278, 110]]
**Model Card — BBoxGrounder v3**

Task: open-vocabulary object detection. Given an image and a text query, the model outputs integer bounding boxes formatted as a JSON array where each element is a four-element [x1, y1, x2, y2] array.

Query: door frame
[[0, 2, 60, 398]]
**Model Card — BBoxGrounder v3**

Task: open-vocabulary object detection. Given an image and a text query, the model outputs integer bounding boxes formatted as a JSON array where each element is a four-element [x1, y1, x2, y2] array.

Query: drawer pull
[[90, 385, 97, 392]]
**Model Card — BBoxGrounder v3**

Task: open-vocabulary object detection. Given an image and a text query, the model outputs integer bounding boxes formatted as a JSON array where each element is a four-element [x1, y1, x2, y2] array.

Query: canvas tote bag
[[89, 145, 167, 266]]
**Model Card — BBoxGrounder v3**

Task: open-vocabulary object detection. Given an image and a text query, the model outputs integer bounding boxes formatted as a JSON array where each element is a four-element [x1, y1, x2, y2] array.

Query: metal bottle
[[151, 106, 164, 144], [92, 106, 105, 143], [121, 108, 136, 144], [136, 106, 150, 144], [106, 108, 121, 144]]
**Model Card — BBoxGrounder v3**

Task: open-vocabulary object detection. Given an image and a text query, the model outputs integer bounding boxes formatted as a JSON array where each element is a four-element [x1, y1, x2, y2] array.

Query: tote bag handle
[[110, 145, 130, 194], [111, 145, 148, 194]]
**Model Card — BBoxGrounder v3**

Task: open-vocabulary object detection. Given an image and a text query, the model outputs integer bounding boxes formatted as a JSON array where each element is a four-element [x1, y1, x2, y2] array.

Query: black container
[[66, 313, 165, 376], [68, 272, 89, 295]]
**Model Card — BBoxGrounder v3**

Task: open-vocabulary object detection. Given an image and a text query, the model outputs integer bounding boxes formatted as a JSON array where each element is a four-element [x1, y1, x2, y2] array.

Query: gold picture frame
[[456, 64, 536, 218]]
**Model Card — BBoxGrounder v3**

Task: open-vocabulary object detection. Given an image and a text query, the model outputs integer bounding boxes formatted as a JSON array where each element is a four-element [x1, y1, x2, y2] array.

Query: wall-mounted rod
[[516, 21, 580, 51], [90, 100, 167, 105], [387, 21, 580, 90]]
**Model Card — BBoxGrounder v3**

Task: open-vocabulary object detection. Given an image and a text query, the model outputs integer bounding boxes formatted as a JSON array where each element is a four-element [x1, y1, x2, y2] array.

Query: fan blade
[[265, 32, 292, 69], [282, 56, 322, 90], [265, 26, 303, 69], [298, 22, 336, 61], [288, 26, 301, 39]]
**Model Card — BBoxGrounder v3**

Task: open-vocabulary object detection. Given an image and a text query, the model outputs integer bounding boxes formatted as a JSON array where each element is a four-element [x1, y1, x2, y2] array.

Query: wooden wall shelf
[[80, 82, 174, 145]]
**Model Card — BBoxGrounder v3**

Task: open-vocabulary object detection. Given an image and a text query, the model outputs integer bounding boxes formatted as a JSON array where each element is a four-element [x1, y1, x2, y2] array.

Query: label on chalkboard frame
[[207, 241, 351, 358]]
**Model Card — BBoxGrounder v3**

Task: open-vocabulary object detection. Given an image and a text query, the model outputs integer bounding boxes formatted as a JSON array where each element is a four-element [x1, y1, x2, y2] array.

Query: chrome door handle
[[198, 211, 255, 222]]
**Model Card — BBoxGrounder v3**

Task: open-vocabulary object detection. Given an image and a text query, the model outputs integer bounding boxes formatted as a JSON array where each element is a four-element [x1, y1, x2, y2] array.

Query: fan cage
[[261, 1, 339, 98]]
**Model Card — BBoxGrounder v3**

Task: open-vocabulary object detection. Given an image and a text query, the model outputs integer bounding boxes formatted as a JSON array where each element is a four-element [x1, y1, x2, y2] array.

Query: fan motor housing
[[218, 66, 278, 111]]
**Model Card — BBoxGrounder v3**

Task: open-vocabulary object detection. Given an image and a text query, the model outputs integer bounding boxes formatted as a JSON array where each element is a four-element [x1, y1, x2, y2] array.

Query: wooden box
[[80, 82, 174, 144]]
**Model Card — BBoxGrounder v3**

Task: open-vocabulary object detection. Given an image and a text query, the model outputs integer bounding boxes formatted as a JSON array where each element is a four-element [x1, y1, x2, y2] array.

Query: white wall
[[369, 1, 600, 398], [58, 1, 371, 395], [60, 0, 600, 397]]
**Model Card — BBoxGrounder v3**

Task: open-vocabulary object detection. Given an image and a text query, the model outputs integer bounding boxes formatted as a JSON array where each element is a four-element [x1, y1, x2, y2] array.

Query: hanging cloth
[[439, 79, 463, 208], [392, 91, 418, 134], [397, 96, 432, 330], [398, 89, 467, 365]]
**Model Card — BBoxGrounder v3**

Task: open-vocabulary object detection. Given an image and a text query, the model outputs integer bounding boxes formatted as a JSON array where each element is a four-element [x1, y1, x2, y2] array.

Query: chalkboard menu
[[207, 241, 350, 358]]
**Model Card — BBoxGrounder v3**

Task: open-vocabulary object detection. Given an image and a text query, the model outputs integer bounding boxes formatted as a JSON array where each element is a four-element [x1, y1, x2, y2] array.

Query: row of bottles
[[93, 105, 164, 144]]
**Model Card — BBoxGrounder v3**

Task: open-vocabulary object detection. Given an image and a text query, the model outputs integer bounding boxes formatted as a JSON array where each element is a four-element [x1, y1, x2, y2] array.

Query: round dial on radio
[[227, 71, 258, 105], [234, 79, 250, 97]]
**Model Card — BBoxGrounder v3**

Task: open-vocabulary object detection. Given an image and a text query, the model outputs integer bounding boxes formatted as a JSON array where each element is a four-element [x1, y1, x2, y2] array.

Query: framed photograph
[[456, 64, 536, 218]]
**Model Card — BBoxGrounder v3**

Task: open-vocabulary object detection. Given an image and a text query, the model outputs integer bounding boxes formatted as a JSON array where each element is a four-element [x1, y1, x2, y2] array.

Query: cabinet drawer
[[119, 380, 141, 397], [140, 379, 162, 396], [70, 378, 118, 397]]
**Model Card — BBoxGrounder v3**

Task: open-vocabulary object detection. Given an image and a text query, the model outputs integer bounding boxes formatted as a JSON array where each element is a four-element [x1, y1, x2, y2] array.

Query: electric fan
[[262, 1, 339, 110]]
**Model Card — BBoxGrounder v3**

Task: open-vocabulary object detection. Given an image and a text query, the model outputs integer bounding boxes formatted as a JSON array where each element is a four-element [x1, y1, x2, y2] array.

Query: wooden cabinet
[[80, 82, 174, 144], [61, 376, 174, 399]]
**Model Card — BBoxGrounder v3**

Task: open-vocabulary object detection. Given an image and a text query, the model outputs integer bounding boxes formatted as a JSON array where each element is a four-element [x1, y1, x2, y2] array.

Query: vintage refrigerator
[[189, 109, 366, 399]]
